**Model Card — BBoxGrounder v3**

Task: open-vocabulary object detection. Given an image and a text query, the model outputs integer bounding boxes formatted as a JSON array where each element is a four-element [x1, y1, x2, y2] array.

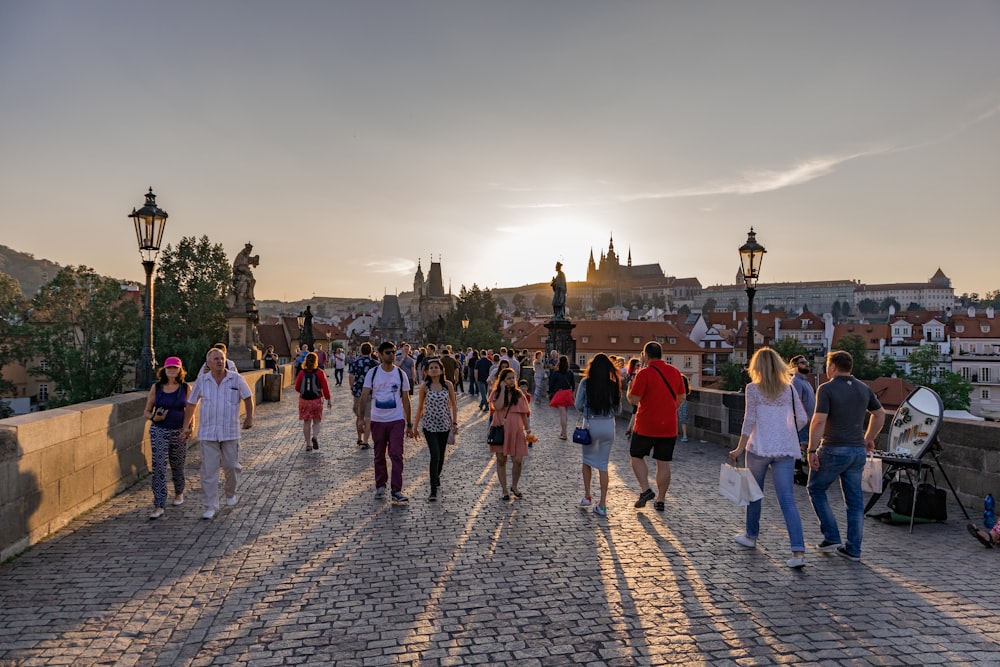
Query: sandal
[[559, 434, 567, 441], [511, 489, 523, 498], [968, 523, 993, 548], [501, 494, 510, 501], [654, 501, 665, 512]]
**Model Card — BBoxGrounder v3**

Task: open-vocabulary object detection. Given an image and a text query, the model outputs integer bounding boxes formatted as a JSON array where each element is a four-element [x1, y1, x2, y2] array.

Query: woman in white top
[[728, 347, 810, 569]]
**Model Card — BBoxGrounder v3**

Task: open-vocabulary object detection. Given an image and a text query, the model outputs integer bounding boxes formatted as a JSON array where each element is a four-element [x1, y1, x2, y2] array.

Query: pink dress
[[489, 393, 531, 457]]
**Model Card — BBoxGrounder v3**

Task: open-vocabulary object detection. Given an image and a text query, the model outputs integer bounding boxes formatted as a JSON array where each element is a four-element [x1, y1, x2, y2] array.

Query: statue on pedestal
[[551, 261, 567, 320], [227, 242, 260, 313]]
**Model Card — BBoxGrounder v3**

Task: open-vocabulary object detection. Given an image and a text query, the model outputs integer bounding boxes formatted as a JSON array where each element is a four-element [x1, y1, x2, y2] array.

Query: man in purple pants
[[361, 341, 413, 504]]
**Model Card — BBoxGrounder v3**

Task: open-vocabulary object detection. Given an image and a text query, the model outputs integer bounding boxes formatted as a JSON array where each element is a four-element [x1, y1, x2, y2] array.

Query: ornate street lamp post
[[738, 227, 766, 364], [461, 314, 470, 346], [130, 188, 168, 390]]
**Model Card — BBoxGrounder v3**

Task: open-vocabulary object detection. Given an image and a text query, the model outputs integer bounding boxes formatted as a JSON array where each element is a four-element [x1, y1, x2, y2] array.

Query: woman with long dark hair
[[548, 354, 575, 440], [574, 354, 622, 516], [412, 357, 458, 501], [488, 368, 532, 501], [142, 357, 190, 519]]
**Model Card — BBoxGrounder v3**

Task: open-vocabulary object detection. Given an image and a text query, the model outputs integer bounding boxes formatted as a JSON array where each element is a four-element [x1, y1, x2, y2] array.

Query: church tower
[[413, 259, 424, 297]]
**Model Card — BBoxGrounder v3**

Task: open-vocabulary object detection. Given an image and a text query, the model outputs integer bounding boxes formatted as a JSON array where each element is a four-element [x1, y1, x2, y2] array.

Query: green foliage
[[906, 302, 923, 311], [932, 372, 973, 410], [831, 302, 841, 320], [770, 337, 808, 362], [677, 304, 691, 316], [877, 356, 902, 379], [702, 298, 717, 313], [0, 272, 26, 397], [153, 236, 231, 371], [905, 343, 941, 387], [904, 343, 971, 409], [27, 266, 141, 406], [831, 333, 879, 380], [511, 293, 527, 312], [595, 292, 616, 310], [841, 301, 852, 317], [448, 284, 505, 350], [857, 298, 879, 314], [879, 297, 901, 312], [532, 292, 549, 313], [719, 361, 745, 391]]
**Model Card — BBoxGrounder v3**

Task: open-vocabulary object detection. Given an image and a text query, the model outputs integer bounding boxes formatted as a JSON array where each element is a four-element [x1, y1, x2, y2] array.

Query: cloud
[[364, 258, 414, 274], [621, 151, 881, 202]]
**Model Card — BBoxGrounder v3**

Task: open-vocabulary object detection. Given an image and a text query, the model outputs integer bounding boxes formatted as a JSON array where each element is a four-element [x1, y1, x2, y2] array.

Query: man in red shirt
[[627, 341, 687, 512]]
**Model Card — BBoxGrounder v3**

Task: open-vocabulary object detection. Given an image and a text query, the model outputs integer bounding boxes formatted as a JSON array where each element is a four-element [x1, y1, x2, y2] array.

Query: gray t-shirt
[[815, 375, 881, 447]]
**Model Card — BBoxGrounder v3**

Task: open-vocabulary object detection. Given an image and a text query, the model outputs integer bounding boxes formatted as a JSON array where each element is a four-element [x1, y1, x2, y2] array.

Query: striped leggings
[[150, 425, 187, 509]]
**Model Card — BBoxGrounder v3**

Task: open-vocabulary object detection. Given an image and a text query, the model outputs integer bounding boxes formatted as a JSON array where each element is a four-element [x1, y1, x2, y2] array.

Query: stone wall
[[0, 367, 293, 562]]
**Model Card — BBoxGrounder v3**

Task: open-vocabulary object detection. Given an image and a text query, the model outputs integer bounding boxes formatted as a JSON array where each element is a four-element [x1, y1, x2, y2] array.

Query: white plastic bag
[[719, 462, 764, 507], [862, 455, 883, 494]]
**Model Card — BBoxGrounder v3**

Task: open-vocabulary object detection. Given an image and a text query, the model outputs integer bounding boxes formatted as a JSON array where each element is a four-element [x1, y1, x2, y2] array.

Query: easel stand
[[864, 438, 970, 533]]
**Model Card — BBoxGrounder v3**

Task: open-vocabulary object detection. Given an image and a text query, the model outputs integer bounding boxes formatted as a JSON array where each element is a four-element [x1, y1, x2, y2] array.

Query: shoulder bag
[[487, 405, 511, 445]]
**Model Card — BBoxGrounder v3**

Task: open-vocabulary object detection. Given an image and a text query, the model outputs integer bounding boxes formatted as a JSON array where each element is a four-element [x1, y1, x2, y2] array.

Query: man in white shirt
[[361, 341, 413, 504], [183, 348, 254, 520]]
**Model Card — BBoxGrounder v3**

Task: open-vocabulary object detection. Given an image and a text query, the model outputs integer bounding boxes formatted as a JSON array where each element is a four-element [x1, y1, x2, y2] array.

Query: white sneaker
[[787, 556, 806, 569], [225, 495, 238, 506], [201, 508, 216, 520], [149, 508, 164, 520], [593, 504, 607, 517], [578, 497, 592, 508], [172, 494, 184, 506], [734, 534, 757, 548]]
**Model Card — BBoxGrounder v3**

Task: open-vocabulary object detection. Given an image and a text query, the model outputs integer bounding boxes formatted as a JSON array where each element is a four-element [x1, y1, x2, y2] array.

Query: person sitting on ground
[[968, 521, 1000, 548]]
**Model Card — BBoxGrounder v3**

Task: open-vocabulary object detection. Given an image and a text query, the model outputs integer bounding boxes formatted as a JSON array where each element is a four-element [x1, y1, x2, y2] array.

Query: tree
[[831, 333, 879, 380], [511, 292, 527, 313], [26, 266, 141, 406], [451, 284, 504, 350], [879, 297, 901, 312], [0, 272, 26, 399], [533, 292, 549, 313], [877, 356, 902, 379], [702, 298, 717, 313], [841, 301, 852, 317], [933, 372, 973, 411], [770, 336, 808, 362], [719, 361, 745, 391], [595, 292, 616, 310], [153, 236, 231, 372], [831, 302, 842, 321], [677, 304, 691, 316], [857, 298, 879, 315], [906, 302, 923, 311], [905, 343, 942, 388], [905, 342, 971, 410]]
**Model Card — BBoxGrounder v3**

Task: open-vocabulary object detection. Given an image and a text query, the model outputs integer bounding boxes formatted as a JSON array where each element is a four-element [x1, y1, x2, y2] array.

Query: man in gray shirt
[[806, 350, 885, 562]]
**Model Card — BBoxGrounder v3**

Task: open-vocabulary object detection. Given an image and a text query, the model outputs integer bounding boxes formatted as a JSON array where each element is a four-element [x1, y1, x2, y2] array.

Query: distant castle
[[412, 258, 452, 328], [586, 235, 667, 286]]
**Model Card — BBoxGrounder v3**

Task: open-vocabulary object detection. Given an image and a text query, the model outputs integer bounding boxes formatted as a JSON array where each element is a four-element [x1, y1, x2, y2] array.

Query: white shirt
[[188, 370, 252, 442], [364, 365, 410, 423]]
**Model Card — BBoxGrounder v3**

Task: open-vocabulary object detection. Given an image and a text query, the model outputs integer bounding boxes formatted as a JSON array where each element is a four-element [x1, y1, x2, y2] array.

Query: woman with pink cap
[[142, 356, 191, 519]]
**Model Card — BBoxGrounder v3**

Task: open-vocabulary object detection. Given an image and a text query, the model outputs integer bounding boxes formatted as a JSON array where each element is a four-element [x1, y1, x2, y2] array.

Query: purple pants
[[371, 419, 405, 493]]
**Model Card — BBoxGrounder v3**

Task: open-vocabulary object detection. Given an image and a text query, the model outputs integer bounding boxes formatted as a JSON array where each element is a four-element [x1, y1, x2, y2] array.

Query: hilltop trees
[[0, 272, 26, 415]]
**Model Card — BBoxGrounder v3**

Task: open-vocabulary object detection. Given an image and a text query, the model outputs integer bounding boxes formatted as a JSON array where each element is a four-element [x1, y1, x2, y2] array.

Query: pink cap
[[163, 357, 182, 368]]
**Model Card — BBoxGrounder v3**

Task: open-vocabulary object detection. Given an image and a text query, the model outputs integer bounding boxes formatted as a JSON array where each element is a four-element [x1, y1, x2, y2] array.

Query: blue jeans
[[745, 452, 805, 552], [477, 381, 489, 409], [807, 446, 867, 557]]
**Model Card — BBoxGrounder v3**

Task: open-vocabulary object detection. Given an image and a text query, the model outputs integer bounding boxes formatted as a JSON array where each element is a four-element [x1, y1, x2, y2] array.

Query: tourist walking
[[349, 342, 379, 447], [332, 347, 346, 386], [532, 350, 546, 404], [295, 352, 332, 451], [475, 350, 493, 410], [182, 347, 254, 520], [627, 341, 686, 512], [728, 347, 810, 568], [361, 341, 413, 504], [142, 356, 190, 519], [547, 354, 575, 440], [467, 349, 480, 396], [807, 350, 886, 561], [488, 368, 532, 501], [574, 353, 622, 517], [412, 357, 458, 501]]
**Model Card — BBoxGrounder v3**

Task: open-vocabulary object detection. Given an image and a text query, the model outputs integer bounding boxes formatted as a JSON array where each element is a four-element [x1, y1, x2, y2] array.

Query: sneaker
[[654, 501, 665, 512], [391, 491, 409, 505], [201, 508, 216, 520], [225, 495, 238, 506], [593, 505, 607, 517], [172, 494, 184, 506], [787, 556, 806, 569], [311, 437, 319, 450], [634, 488, 655, 508], [149, 508, 164, 520], [734, 534, 757, 548], [836, 546, 860, 562], [429, 491, 437, 502], [578, 496, 593, 508], [681, 436, 689, 442], [375, 487, 386, 499], [816, 540, 842, 553]]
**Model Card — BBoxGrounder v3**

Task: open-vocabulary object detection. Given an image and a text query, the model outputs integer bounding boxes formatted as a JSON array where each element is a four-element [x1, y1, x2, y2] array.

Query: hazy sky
[[1, 2, 998, 301]]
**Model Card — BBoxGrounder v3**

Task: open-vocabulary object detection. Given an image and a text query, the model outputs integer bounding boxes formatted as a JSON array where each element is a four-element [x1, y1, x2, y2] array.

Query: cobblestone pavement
[[2, 380, 1000, 666]]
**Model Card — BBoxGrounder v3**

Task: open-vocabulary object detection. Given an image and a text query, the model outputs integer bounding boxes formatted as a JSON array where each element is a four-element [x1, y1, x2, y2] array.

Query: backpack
[[300, 370, 320, 400]]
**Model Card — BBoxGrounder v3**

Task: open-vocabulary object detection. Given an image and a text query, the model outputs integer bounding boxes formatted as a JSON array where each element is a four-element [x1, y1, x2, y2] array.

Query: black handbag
[[887, 469, 947, 520], [487, 406, 510, 445]]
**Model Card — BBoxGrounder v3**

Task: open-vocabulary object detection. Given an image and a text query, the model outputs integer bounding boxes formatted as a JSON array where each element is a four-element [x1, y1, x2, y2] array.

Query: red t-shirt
[[630, 360, 685, 438]]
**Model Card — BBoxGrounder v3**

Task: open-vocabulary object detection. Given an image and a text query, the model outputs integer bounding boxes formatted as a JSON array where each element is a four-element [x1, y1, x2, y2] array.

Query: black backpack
[[300, 370, 320, 400]]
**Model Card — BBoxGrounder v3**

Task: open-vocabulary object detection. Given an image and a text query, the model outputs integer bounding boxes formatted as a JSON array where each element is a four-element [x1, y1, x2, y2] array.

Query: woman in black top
[[548, 355, 576, 440]]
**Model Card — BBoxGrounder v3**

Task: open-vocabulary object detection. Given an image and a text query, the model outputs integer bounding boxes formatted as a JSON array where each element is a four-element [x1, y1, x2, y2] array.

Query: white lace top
[[741, 383, 809, 458]]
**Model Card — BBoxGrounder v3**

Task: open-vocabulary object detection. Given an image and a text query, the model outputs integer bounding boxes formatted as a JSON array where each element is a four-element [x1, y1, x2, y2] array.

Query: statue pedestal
[[227, 312, 262, 371], [544, 319, 578, 369]]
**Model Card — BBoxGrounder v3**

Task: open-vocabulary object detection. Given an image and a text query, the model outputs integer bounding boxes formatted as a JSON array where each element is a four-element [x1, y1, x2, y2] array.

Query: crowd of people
[[143, 338, 907, 569]]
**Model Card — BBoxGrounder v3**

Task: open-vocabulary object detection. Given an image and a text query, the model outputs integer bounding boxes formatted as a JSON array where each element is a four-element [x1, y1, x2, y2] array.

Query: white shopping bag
[[862, 455, 883, 494], [719, 462, 764, 507]]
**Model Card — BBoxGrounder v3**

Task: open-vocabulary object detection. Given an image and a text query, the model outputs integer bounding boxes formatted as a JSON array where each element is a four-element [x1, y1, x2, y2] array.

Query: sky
[[1, 1, 998, 302]]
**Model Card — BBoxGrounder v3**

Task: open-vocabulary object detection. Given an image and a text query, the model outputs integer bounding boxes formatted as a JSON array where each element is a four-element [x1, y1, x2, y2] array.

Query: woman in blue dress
[[574, 353, 621, 517]]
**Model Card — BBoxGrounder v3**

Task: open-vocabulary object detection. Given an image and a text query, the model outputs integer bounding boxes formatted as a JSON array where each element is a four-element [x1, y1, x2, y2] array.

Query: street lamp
[[738, 227, 766, 363], [296, 313, 305, 349], [129, 187, 168, 390], [461, 314, 470, 346]]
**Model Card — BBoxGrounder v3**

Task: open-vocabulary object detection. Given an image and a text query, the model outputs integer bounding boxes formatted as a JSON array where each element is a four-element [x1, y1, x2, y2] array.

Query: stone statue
[[551, 261, 567, 320], [301, 305, 314, 348], [227, 242, 259, 312]]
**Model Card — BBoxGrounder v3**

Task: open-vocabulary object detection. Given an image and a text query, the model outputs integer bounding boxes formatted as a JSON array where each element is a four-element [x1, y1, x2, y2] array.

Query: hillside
[[0, 245, 65, 297]]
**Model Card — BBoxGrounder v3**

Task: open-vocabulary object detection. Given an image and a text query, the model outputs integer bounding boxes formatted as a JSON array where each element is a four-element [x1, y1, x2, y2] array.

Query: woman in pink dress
[[488, 368, 532, 501]]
